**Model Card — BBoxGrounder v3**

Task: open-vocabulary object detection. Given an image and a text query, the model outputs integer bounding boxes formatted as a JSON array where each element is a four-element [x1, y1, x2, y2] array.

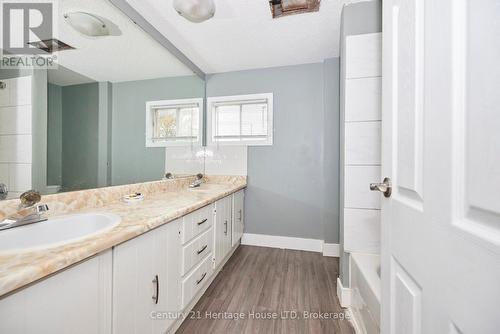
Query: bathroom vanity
[[0, 176, 246, 334]]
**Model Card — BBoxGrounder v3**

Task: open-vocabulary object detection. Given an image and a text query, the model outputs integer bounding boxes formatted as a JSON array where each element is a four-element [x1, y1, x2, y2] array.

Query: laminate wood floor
[[176, 245, 355, 334]]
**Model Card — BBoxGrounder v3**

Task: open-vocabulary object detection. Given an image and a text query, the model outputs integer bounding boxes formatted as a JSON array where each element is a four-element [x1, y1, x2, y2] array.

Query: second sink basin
[[0, 213, 121, 252]]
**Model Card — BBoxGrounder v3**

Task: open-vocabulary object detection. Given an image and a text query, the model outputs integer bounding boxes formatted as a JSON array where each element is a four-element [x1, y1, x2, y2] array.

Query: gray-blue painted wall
[[47, 83, 62, 186], [207, 60, 340, 243], [61, 83, 100, 191]]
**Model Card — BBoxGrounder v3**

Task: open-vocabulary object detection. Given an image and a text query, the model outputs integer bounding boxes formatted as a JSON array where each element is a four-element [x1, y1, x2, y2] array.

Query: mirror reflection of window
[[153, 105, 200, 141], [147, 99, 203, 147]]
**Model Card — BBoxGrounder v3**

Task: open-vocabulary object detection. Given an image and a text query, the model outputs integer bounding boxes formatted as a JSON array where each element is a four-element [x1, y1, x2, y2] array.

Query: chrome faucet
[[189, 174, 204, 188], [0, 191, 49, 231], [0, 183, 7, 200]]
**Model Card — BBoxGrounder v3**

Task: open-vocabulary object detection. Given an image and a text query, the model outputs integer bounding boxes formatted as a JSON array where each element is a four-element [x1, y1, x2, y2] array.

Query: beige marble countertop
[[0, 176, 246, 298]]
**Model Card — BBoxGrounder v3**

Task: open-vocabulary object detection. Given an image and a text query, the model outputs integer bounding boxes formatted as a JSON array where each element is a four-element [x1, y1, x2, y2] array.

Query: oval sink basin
[[0, 213, 121, 252]]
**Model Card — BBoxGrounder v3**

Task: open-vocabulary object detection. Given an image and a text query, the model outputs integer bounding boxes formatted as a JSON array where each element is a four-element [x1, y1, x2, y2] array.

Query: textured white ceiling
[[125, 0, 354, 74], [53, 0, 193, 83]]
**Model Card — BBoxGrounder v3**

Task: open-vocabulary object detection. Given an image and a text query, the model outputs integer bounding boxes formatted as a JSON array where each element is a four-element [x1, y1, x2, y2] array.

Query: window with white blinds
[[145, 98, 203, 147], [207, 93, 273, 146]]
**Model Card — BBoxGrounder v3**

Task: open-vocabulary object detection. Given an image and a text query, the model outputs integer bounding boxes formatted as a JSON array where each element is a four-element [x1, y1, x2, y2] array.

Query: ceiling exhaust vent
[[27, 39, 75, 53], [269, 0, 320, 19]]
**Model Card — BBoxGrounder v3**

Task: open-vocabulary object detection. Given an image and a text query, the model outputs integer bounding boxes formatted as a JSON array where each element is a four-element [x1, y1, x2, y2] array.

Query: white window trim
[[207, 93, 274, 146], [145, 98, 204, 147]]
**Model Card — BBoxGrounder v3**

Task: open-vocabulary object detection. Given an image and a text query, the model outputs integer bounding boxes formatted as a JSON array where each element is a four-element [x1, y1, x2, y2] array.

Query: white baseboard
[[241, 233, 323, 252], [337, 277, 352, 308], [241, 233, 340, 257], [323, 243, 340, 257]]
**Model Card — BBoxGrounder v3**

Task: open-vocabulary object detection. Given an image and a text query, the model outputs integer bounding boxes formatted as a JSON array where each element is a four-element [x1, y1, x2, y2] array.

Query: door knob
[[370, 177, 392, 198]]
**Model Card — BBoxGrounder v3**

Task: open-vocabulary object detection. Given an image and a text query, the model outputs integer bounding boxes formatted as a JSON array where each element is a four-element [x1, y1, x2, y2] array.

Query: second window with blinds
[[207, 93, 274, 146]]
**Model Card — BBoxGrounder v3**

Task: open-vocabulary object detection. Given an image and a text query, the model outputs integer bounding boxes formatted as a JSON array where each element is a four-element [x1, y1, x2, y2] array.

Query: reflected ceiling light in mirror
[[173, 0, 216, 23], [64, 12, 110, 37]]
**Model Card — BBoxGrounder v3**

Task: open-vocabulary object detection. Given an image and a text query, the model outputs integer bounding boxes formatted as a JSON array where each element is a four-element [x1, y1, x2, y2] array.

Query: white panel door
[[381, 1, 500, 333]]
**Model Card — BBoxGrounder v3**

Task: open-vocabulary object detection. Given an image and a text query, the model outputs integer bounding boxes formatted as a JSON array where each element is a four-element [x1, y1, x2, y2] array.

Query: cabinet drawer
[[181, 204, 213, 244], [181, 254, 213, 308], [182, 227, 213, 276]]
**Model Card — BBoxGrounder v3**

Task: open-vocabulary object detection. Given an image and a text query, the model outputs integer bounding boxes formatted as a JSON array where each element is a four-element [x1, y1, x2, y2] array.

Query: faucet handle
[[20, 190, 41, 208]]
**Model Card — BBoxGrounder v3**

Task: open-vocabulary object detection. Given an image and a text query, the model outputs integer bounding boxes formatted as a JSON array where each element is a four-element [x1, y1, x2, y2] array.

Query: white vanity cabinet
[[214, 196, 233, 268], [112, 219, 181, 334], [0, 189, 245, 334], [0, 251, 112, 334], [232, 190, 245, 247], [180, 204, 215, 309]]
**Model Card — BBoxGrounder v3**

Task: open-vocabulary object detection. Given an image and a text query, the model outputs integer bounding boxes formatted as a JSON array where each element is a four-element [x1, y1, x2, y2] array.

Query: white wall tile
[[344, 208, 380, 254], [165, 146, 204, 175], [345, 165, 381, 209], [204, 145, 247, 176], [0, 163, 9, 186], [345, 77, 381, 122], [10, 76, 32, 106], [7, 192, 22, 200], [345, 121, 381, 165], [8, 163, 31, 191], [0, 135, 32, 163], [0, 105, 32, 135], [346, 33, 382, 79]]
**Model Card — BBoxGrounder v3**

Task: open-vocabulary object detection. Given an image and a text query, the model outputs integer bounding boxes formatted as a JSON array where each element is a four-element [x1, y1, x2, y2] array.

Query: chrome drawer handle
[[238, 209, 242, 221], [197, 218, 208, 226], [152, 275, 159, 304], [224, 220, 228, 235], [196, 272, 207, 285], [197, 244, 208, 255]]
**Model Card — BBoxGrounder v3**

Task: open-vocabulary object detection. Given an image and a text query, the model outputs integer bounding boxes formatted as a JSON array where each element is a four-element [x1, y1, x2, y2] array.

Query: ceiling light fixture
[[173, 0, 216, 23], [64, 12, 110, 37]]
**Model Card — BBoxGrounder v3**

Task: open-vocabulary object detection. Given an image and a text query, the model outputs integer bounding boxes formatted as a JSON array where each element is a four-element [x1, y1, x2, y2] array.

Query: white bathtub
[[350, 253, 381, 334]]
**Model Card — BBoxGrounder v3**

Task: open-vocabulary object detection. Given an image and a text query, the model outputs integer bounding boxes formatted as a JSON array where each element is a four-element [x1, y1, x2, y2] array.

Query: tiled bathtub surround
[[0, 76, 33, 200], [0, 175, 246, 297], [343, 33, 382, 255]]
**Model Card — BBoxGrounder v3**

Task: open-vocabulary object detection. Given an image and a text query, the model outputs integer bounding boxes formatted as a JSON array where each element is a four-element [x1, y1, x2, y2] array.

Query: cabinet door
[[113, 220, 181, 334], [223, 196, 233, 255], [0, 251, 112, 334], [214, 196, 232, 268], [232, 190, 244, 247], [214, 198, 225, 269], [159, 219, 181, 330]]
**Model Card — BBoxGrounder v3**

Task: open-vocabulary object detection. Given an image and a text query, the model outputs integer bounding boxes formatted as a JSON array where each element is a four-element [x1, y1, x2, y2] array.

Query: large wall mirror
[[0, 0, 205, 200]]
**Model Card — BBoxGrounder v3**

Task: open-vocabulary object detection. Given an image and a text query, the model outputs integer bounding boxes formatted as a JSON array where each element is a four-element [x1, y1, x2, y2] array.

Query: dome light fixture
[[173, 0, 216, 23], [64, 12, 110, 37]]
